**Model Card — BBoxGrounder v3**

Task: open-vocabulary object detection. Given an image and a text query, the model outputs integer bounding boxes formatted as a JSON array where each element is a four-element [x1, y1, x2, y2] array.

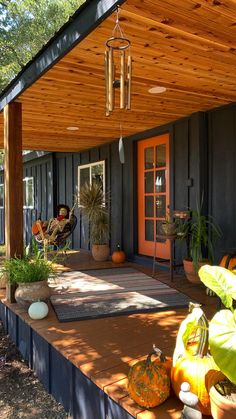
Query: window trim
[[23, 176, 34, 209], [0, 183, 4, 209], [78, 160, 105, 192]]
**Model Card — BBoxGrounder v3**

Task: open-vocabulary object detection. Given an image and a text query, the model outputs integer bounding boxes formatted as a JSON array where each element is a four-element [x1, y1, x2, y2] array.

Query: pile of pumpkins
[[127, 304, 218, 415]]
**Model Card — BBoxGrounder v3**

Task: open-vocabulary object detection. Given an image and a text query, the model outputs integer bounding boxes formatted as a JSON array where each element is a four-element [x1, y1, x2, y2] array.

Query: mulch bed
[[0, 321, 70, 418]]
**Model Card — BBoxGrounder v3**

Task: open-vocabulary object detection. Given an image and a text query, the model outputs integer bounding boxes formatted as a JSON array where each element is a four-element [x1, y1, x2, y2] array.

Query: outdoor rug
[[50, 267, 193, 322]]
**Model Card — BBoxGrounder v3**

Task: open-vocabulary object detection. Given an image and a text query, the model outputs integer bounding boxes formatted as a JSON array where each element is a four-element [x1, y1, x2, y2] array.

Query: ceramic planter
[[91, 244, 110, 261], [207, 371, 236, 419], [183, 259, 209, 284], [15, 280, 51, 309]]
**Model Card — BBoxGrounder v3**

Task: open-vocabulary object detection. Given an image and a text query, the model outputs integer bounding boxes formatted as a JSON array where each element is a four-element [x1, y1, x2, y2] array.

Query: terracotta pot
[[207, 371, 236, 419], [183, 259, 209, 284], [15, 280, 51, 309], [91, 244, 110, 261]]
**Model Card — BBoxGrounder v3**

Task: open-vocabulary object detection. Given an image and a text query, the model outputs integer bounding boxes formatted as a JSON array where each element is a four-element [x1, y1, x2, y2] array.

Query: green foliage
[[79, 182, 110, 245], [3, 240, 56, 283], [199, 265, 236, 384], [185, 202, 221, 272], [0, 0, 85, 92]]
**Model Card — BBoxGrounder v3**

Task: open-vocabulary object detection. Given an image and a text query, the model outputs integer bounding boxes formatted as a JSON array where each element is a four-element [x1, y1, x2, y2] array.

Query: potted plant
[[183, 203, 221, 283], [199, 265, 236, 418], [79, 182, 110, 261], [161, 211, 177, 236], [3, 241, 55, 308]]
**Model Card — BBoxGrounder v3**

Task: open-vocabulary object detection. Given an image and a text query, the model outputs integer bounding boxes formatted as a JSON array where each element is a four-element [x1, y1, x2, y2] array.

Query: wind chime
[[104, 7, 132, 116], [104, 8, 132, 163]]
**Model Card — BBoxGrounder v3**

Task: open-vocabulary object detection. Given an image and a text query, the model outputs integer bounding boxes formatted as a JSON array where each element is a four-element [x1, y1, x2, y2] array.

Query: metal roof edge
[[0, 0, 126, 112]]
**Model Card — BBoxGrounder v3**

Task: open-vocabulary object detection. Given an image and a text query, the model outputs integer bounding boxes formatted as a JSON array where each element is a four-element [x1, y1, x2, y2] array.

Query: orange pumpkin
[[219, 253, 236, 270], [127, 347, 170, 408], [171, 309, 218, 416], [111, 245, 125, 263]]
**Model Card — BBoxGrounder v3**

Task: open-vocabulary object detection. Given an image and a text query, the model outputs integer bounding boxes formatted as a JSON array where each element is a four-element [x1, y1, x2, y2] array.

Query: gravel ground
[[0, 321, 70, 419]]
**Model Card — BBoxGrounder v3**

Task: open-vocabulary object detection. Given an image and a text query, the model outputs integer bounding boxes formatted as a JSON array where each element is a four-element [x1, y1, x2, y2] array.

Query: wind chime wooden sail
[[104, 7, 132, 116]]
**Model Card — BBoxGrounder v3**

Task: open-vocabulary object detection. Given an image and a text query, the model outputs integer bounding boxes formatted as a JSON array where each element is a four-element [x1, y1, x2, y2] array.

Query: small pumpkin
[[171, 305, 218, 416], [127, 346, 170, 408], [111, 245, 125, 264], [28, 301, 49, 320]]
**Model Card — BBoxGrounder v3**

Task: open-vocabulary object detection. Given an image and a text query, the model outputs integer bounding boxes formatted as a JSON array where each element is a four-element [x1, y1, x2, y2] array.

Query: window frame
[[0, 183, 4, 209], [78, 160, 105, 192], [23, 176, 35, 209]]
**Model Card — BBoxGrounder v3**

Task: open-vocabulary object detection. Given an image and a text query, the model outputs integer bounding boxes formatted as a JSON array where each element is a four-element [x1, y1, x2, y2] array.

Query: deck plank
[[0, 250, 217, 418]]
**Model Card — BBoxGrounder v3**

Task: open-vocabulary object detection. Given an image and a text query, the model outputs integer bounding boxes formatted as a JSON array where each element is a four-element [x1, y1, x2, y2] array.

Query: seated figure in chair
[[32, 204, 76, 247]]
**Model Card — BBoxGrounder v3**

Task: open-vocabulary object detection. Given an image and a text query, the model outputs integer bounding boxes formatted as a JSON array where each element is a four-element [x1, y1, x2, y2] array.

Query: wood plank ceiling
[[0, 0, 236, 152]]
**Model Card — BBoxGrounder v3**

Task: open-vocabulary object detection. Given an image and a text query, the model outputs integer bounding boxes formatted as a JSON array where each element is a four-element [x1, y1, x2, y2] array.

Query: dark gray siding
[[23, 154, 54, 245], [208, 104, 236, 262]]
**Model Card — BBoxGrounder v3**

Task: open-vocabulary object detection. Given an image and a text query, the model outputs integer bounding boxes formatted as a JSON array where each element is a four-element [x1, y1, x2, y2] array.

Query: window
[[0, 184, 4, 208], [23, 177, 34, 208], [78, 161, 105, 191]]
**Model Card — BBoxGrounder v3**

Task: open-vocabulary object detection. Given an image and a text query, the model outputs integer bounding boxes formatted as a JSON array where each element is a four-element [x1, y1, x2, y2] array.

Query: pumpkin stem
[[196, 311, 209, 357], [117, 244, 120, 251], [146, 345, 166, 365]]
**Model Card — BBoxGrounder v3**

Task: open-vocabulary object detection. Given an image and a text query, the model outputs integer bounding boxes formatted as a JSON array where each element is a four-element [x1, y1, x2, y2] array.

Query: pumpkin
[[28, 301, 49, 320], [219, 253, 236, 270], [171, 305, 218, 416], [127, 346, 170, 408], [111, 245, 125, 264]]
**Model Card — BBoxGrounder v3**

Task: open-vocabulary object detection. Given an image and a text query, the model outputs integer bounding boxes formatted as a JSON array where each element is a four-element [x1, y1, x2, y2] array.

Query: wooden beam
[[4, 102, 23, 259]]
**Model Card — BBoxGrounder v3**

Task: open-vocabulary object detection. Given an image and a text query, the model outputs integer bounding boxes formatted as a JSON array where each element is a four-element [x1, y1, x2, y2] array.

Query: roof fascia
[[0, 0, 126, 112]]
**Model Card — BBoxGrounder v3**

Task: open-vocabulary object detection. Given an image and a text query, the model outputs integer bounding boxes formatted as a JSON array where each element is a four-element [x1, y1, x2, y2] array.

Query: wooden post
[[4, 102, 23, 302]]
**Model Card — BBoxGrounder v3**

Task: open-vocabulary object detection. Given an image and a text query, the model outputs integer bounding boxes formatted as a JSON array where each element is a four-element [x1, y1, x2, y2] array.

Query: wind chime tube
[[108, 48, 114, 112], [105, 50, 110, 116], [120, 49, 126, 109], [127, 54, 132, 110]]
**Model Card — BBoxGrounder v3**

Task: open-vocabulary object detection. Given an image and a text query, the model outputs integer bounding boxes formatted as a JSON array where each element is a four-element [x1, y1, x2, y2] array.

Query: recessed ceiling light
[[66, 126, 79, 131], [148, 86, 167, 94]]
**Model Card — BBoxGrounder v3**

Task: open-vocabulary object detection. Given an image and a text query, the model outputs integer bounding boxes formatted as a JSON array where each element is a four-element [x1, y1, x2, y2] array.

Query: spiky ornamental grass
[[79, 182, 110, 245]]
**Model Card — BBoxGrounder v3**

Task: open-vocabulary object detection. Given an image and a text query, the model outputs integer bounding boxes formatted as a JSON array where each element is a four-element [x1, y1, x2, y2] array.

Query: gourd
[[28, 301, 49, 320], [219, 253, 236, 270], [171, 306, 218, 416], [111, 245, 125, 264], [127, 346, 171, 408]]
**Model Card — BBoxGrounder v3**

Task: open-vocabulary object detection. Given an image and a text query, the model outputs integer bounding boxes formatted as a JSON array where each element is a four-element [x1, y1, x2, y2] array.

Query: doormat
[[50, 267, 193, 322]]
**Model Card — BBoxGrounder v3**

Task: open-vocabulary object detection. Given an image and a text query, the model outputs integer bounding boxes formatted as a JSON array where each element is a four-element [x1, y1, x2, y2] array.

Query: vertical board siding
[[208, 105, 236, 262], [0, 173, 4, 243], [23, 155, 53, 246]]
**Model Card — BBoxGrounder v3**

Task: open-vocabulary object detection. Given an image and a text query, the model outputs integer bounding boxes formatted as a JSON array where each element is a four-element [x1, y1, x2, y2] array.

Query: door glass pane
[[156, 195, 166, 218], [155, 170, 166, 193], [145, 172, 154, 193], [156, 144, 166, 168], [145, 147, 154, 169], [91, 164, 103, 189], [80, 167, 90, 189], [145, 196, 154, 217], [145, 220, 154, 241]]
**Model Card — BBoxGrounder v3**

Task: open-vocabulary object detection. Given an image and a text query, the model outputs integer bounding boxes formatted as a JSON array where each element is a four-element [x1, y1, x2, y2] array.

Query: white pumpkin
[[28, 301, 49, 320]]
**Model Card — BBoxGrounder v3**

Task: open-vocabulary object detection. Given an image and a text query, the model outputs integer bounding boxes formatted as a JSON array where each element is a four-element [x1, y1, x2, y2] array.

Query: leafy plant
[[79, 182, 110, 245], [186, 202, 221, 272], [199, 265, 236, 384], [3, 240, 56, 284]]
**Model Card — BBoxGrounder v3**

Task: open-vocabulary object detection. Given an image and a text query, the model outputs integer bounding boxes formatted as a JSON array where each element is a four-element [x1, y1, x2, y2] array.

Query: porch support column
[[4, 102, 23, 260]]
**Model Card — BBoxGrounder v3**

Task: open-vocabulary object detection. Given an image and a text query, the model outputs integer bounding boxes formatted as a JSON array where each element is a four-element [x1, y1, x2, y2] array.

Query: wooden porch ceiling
[[0, 0, 236, 152]]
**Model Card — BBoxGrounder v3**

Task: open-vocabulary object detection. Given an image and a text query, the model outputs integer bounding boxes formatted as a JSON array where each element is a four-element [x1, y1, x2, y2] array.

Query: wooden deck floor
[[0, 250, 217, 418]]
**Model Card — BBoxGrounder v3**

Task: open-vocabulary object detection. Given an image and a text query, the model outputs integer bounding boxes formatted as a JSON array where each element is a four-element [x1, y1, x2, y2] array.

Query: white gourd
[[28, 301, 49, 320]]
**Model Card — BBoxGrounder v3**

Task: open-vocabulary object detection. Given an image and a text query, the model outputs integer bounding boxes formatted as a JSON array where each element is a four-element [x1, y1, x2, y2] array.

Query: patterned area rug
[[50, 267, 192, 322]]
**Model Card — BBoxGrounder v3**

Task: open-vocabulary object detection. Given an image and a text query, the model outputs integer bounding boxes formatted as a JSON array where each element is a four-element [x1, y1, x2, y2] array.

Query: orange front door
[[138, 134, 170, 259]]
